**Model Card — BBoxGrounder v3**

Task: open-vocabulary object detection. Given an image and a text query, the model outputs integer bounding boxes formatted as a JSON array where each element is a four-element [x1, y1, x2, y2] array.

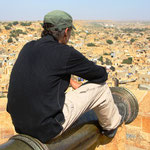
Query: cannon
[[0, 87, 139, 150]]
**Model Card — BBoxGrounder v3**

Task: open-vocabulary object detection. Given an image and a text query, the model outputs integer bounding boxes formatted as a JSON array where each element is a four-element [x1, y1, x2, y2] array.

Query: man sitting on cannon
[[7, 10, 126, 143]]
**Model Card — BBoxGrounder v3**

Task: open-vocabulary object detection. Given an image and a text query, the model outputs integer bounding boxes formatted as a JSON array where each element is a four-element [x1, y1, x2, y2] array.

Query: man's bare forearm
[[70, 78, 82, 89]]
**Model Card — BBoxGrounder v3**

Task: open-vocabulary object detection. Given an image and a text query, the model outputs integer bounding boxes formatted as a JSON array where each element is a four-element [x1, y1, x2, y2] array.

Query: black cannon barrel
[[0, 124, 101, 150], [0, 87, 139, 150]]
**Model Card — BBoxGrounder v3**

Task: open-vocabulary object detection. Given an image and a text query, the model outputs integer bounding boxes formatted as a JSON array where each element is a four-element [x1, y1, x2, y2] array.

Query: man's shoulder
[[54, 43, 76, 54], [23, 40, 36, 48]]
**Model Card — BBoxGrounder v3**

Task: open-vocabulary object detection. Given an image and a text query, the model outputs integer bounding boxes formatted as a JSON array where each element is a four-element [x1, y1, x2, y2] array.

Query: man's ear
[[64, 28, 69, 37]]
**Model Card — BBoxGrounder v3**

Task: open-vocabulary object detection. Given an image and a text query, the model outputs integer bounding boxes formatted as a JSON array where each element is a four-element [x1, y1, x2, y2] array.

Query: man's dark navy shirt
[[7, 35, 108, 143]]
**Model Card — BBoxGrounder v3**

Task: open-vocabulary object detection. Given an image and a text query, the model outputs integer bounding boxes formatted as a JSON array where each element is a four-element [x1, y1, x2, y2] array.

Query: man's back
[[7, 34, 107, 142]]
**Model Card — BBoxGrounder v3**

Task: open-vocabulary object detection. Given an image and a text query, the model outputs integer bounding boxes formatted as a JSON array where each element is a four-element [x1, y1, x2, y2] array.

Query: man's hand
[[70, 78, 82, 90]]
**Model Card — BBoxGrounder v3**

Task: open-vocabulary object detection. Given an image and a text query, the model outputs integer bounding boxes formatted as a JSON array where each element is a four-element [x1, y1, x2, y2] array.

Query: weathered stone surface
[[95, 124, 126, 150], [139, 91, 150, 114], [130, 115, 142, 128], [142, 116, 150, 133], [0, 98, 7, 111], [0, 98, 16, 144], [126, 90, 150, 150]]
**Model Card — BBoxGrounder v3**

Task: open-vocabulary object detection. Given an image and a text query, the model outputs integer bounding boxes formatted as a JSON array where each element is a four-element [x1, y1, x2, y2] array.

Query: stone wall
[[125, 90, 150, 150], [0, 98, 16, 144]]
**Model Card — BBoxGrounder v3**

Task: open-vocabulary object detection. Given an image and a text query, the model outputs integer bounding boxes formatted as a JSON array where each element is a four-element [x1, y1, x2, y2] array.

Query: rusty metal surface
[[0, 124, 100, 150], [46, 123, 100, 150], [11, 134, 49, 150], [0, 139, 33, 150], [0, 134, 49, 150], [110, 87, 139, 124]]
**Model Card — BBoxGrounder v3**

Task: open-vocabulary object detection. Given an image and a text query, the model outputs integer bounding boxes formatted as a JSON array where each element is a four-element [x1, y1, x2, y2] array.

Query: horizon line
[[0, 19, 150, 22]]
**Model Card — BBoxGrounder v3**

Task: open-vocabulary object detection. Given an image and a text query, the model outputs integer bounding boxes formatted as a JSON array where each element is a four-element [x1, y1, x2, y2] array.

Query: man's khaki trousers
[[59, 82, 121, 135]]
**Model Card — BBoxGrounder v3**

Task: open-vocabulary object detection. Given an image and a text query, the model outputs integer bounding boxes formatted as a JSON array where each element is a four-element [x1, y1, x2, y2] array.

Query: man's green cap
[[44, 10, 76, 31]]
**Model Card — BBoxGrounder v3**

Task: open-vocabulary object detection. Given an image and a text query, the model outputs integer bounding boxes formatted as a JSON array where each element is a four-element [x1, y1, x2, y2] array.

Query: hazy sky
[[0, 0, 150, 21]]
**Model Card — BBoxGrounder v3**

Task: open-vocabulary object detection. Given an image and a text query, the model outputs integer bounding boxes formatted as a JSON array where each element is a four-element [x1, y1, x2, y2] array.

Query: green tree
[[106, 40, 113, 44], [130, 38, 135, 44], [105, 58, 112, 65], [103, 52, 110, 55], [5, 26, 11, 30], [13, 21, 19, 25], [121, 28, 150, 33], [28, 28, 34, 31], [98, 56, 103, 62], [8, 37, 13, 43], [8, 23, 12, 27], [10, 29, 27, 38], [122, 57, 132, 64], [87, 43, 96, 47], [20, 22, 32, 26]]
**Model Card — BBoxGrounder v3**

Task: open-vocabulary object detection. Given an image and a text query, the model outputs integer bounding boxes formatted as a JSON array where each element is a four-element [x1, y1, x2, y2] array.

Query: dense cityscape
[[0, 20, 150, 96]]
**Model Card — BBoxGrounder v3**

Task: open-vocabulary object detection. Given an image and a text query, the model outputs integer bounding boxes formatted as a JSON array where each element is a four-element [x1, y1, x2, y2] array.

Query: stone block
[[139, 91, 150, 114], [126, 122, 150, 149], [0, 110, 16, 144], [130, 115, 142, 128], [142, 116, 150, 133], [0, 98, 7, 111], [96, 124, 126, 150]]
